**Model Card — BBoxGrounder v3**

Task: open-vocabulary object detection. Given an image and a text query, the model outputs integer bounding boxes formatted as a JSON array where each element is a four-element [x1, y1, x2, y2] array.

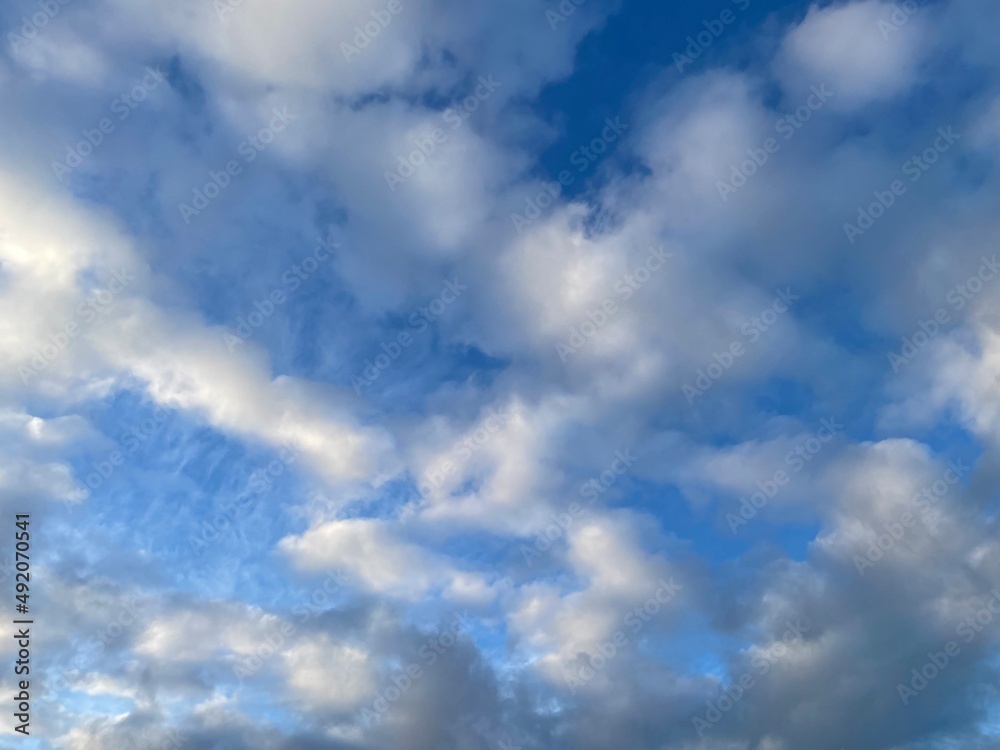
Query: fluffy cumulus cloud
[[775, 0, 932, 108], [2, 0, 1000, 747]]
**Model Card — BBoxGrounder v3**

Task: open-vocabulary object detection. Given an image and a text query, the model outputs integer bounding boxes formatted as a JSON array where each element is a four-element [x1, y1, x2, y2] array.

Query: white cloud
[[283, 635, 376, 712], [280, 518, 461, 598], [776, 0, 929, 108]]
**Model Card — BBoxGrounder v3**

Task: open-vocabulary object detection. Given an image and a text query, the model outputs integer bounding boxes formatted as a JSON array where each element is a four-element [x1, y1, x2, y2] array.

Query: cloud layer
[[3, 0, 1000, 748]]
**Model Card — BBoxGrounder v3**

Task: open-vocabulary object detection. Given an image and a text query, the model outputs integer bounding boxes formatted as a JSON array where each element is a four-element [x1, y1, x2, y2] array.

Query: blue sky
[[2, 0, 1000, 748]]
